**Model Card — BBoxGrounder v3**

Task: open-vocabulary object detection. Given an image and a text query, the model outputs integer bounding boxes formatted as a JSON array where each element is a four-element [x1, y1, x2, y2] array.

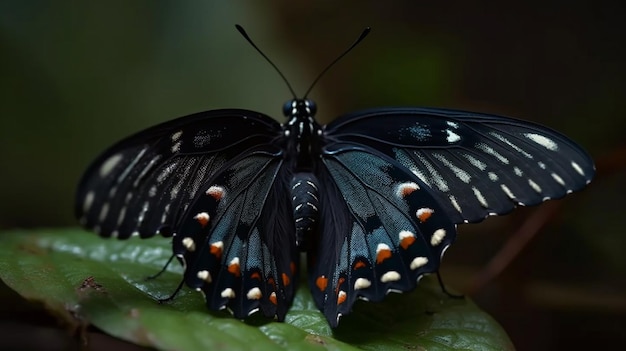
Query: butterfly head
[[283, 99, 317, 118]]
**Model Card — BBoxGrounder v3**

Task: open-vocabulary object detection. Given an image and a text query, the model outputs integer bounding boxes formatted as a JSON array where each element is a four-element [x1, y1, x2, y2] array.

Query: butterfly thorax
[[281, 99, 322, 171]]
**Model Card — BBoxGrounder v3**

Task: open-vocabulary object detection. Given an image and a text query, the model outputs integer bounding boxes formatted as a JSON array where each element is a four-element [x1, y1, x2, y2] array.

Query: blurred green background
[[1, 1, 624, 350]]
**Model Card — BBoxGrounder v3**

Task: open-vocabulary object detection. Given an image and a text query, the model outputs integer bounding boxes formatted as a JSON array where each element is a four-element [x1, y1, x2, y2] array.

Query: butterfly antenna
[[236, 24, 297, 99], [303, 27, 371, 98]]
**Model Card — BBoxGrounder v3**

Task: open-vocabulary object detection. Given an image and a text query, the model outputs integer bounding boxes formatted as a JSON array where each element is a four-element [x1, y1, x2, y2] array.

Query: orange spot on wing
[[316, 276, 328, 291], [417, 208, 434, 222], [402, 187, 417, 197], [250, 272, 261, 280], [228, 263, 241, 277], [376, 249, 392, 264], [210, 244, 222, 258], [353, 260, 367, 270], [206, 186, 224, 200], [268, 277, 276, 288], [337, 291, 347, 305], [193, 213, 210, 227], [281, 273, 290, 286], [335, 277, 346, 294], [400, 236, 416, 249], [290, 261, 296, 275], [269, 292, 277, 305]]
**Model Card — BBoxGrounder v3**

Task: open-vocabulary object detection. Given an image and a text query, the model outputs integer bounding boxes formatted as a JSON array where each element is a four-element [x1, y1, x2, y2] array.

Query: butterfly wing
[[75, 109, 281, 239], [309, 144, 455, 326], [173, 146, 298, 321], [309, 107, 594, 326], [325, 107, 594, 224]]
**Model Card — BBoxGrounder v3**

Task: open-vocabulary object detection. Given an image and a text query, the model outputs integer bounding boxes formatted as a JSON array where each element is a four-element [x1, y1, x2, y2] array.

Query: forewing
[[325, 107, 594, 223], [75, 109, 280, 239], [173, 147, 298, 321], [309, 145, 455, 327]]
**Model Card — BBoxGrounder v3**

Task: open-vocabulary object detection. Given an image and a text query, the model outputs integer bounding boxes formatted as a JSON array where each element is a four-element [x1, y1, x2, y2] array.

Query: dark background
[[1, 1, 624, 350]]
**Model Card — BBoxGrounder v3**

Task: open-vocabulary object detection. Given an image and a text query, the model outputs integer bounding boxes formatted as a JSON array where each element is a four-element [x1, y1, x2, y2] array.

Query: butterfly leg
[[436, 271, 464, 299], [157, 277, 185, 303], [145, 254, 176, 281]]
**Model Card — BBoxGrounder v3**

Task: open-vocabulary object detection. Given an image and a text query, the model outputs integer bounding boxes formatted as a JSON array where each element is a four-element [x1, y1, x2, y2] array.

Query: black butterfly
[[75, 26, 594, 327]]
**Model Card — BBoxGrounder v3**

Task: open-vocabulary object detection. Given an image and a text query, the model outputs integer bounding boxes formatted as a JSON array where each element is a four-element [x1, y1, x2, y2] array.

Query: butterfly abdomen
[[290, 173, 320, 250]]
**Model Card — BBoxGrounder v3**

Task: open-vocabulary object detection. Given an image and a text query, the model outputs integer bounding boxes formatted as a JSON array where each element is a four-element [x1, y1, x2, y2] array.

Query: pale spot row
[[524, 133, 558, 151], [410, 256, 429, 270], [221, 288, 235, 299], [477, 143, 510, 164], [446, 129, 461, 143], [433, 153, 471, 183], [196, 270, 211, 283], [500, 184, 516, 200], [99, 153, 123, 178], [528, 178, 542, 193], [431, 229, 446, 246], [472, 186, 489, 208], [354, 278, 371, 290], [83, 191, 95, 213], [170, 130, 183, 141], [381, 271, 401, 283], [571, 161, 585, 176], [551, 172, 566, 186], [98, 202, 109, 222], [488, 131, 534, 159], [246, 287, 262, 300], [182, 237, 196, 252], [449, 195, 462, 214]]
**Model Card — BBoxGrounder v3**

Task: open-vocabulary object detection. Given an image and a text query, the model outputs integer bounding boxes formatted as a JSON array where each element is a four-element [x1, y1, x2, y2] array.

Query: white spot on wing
[[476, 143, 509, 164], [246, 287, 262, 300], [446, 129, 461, 143], [501, 184, 516, 200], [528, 178, 542, 193], [99, 154, 123, 177], [449, 195, 462, 214], [354, 278, 372, 290], [182, 237, 196, 252], [463, 154, 487, 170], [98, 203, 109, 222], [431, 229, 446, 246], [410, 257, 429, 270], [83, 191, 95, 213], [472, 186, 489, 208], [433, 153, 471, 183], [381, 271, 401, 283], [171, 130, 183, 141], [551, 172, 566, 186], [399, 230, 415, 240], [488, 172, 499, 181], [117, 206, 127, 226], [489, 132, 534, 158], [221, 288, 235, 299], [197, 270, 211, 282], [376, 243, 391, 254], [571, 161, 585, 176], [525, 133, 558, 151], [171, 141, 182, 153]]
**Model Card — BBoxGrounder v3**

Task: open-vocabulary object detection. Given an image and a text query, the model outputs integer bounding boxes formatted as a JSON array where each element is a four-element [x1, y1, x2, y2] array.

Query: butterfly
[[75, 26, 594, 327]]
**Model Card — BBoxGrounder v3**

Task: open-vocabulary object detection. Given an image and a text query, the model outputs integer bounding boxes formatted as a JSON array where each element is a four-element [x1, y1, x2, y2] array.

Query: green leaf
[[0, 229, 514, 350]]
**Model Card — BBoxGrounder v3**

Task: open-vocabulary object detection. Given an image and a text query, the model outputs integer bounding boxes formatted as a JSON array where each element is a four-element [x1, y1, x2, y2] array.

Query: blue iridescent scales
[[75, 101, 594, 327]]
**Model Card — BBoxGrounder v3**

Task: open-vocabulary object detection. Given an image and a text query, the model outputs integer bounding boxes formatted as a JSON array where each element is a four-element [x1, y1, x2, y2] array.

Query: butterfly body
[[76, 96, 593, 326]]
